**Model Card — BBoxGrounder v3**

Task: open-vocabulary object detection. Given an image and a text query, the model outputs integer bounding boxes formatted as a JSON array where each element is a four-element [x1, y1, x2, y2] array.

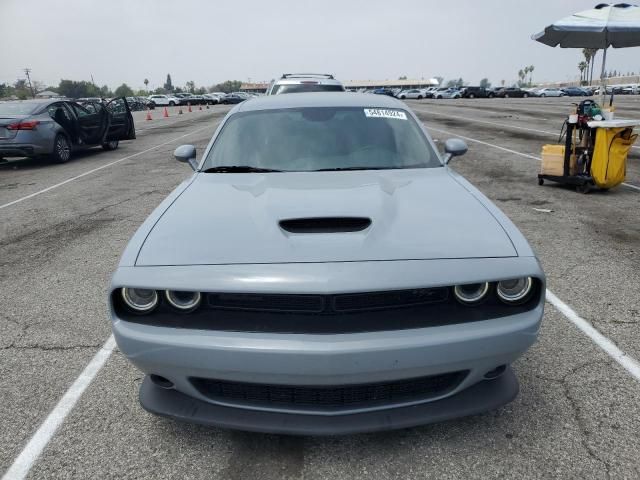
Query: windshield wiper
[[314, 165, 427, 172], [314, 166, 389, 172], [202, 165, 282, 173]]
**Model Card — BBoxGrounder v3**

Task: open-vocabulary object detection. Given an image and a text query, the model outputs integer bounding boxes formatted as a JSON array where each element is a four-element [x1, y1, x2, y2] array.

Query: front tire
[[523, 93, 529, 98], [102, 140, 119, 151], [541, 93, 546, 97], [169, 101, 175, 106], [50, 134, 71, 163], [469, 93, 475, 98], [505, 94, 510, 98]]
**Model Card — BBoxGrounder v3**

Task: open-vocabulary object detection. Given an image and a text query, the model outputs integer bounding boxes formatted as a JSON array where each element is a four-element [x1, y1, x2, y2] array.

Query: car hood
[[136, 169, 517, 266]]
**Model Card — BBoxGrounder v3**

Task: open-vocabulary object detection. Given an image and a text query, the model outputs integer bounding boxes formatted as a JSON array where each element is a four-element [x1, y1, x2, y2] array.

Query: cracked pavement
[[1, 99, 640, 479]]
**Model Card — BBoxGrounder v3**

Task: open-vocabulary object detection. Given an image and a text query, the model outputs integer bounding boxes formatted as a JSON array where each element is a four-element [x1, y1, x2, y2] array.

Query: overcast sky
[[2, 0, 640, 90]]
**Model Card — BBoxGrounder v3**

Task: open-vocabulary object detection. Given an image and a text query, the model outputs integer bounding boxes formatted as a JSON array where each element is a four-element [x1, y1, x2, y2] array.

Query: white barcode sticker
[[364, 108, 407, 120]]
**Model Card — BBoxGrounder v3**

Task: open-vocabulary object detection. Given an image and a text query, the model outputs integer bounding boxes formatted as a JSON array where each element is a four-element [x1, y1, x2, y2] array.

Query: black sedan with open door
[[0, 98, 135, 163]]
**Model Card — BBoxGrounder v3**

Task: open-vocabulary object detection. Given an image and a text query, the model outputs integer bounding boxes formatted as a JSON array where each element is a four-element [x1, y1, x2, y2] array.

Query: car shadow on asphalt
[[0, 148, 108, 172]]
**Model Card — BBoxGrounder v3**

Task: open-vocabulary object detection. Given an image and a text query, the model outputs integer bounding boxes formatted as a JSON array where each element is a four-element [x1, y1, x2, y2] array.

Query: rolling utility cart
[[537, 101, 639, 194]]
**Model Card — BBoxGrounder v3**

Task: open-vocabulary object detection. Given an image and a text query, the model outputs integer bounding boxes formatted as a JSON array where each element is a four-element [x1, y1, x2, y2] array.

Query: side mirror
[[174, 144, 198, 170], [443, 138, 468, 164]]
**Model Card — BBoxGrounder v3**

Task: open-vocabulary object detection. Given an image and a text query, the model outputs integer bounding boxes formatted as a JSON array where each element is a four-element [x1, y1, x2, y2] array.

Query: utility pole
[[24, 68, 35, 98]]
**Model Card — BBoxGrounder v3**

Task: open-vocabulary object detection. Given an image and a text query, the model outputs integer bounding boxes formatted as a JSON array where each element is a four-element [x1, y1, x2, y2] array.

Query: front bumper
[[114, 304, 541, 433], [140, 367, 519, 435]]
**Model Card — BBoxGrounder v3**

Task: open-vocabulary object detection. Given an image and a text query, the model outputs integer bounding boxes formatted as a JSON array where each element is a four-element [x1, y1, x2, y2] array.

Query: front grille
[[208, 293, 325, 313], [206, 288, 447, 314], [190, 371, 467, 411], [333, 288, 448, 312]]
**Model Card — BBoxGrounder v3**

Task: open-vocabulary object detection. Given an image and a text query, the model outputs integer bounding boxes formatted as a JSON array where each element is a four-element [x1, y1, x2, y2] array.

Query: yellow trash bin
[[591, 127, 638, 189]]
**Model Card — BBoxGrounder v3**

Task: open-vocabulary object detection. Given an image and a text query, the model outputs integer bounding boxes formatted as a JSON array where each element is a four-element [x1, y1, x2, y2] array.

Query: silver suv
[[267, 73, 345, 95]]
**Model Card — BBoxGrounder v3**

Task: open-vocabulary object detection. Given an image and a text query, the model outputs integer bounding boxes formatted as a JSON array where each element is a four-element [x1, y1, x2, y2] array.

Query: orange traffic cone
[[178, 107, 183, 115], [145, 109, 152, 121], [188, 103, 192, 113], [163, 107, 169, 118]]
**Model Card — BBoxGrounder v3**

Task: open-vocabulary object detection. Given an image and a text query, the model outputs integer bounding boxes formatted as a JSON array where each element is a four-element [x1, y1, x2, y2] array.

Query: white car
[[147, 94, 182, 106], [423, 87, 439, 97], [267, 73, 345, 95], [434, 88, 461, 99], [202, 94, 220, 105], [537, 88, 566, 98], [397, 89, 425, 100]]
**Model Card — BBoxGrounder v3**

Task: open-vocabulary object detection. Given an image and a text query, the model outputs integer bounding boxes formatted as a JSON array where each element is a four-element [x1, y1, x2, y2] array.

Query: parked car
[[190, 95, 206, 105], [536, 88, 565, 98], [110, 92, 544, 435], [220, 93, 246, 104], [620, 85, 638, 95], [397, 89, 425, 100], [134, 96, 155, 109], [434, 88, 461, 99], [174, 93, 195, 105], [494, 87, 530, 98], [562, 87, 587, 97], [267, 73, 345, 95], [460, 86, 489, 98], [372, 88, 396, 97], [486, 87, 499, 98], [147, 94, 182, 107], [125, 97, 148, 111], [0, 98, 135, 163], [202, 94, 220, 105], [423, 87, 439, 98]]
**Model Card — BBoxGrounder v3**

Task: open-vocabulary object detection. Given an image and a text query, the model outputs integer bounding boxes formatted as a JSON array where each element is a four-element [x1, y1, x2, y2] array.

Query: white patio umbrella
[[533, 3, 640, 105]]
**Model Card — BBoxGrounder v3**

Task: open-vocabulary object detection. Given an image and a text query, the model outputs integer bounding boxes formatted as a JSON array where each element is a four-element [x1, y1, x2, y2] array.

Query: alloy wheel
[[56, 136, 70, 162]]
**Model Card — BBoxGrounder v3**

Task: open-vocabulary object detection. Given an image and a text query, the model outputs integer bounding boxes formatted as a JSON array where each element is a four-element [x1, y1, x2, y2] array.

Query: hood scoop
[[279, 217, 372, 234]]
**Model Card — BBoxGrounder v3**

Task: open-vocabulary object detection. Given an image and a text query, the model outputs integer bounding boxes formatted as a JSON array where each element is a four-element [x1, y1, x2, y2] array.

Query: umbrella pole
[[599, 47, 608, 107]]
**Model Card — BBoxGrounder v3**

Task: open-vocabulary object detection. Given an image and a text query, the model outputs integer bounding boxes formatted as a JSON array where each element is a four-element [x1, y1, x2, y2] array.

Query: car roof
[[236, 92, 406, 113], [2, 99, 59, 105]]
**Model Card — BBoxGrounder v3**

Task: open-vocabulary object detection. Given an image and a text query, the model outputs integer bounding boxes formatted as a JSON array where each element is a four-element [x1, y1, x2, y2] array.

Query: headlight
[[497, 277, 533, 304], [165, 290, 201, 312], [453, 282, 490, 305], [121, 288, 159, 313]]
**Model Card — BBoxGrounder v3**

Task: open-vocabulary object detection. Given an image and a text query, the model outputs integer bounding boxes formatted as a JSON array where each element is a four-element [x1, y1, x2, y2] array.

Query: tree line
[[0, 73, 246, 100]]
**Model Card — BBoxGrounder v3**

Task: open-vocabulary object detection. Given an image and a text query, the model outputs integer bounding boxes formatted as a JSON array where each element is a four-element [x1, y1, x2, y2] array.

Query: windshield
[[203, 107, 440, 172], [0, 102, 40, 115], [271, 84, 345, 95]]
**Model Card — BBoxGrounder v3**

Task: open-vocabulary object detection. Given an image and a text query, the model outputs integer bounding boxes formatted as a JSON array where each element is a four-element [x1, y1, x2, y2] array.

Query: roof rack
[[281, 73, 335, 79]]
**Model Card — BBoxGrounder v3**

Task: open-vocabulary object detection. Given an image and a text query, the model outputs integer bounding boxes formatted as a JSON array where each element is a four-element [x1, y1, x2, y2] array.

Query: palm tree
[[528, 65, 535, 86], [578, 61, 588, 84], [143, 78, 149, 92], [518, 69, 525, 86]]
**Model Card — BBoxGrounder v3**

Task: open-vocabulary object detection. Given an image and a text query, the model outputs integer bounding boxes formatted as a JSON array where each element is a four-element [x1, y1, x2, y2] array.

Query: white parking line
[[421, 107, 640, 150], [0, 124, 212, 211], [546, 290, 640, 380], [427, 125, 640, 192], [2, 336, 116, 480]]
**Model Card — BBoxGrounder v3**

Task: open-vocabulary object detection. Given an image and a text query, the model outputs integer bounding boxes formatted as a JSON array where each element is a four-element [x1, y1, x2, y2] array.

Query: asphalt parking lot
[[1, 97, 639, 479]]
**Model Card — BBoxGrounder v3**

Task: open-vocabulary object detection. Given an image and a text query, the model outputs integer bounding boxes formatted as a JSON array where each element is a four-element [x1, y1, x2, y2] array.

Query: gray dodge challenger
[[110, 92, 545, 435]]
